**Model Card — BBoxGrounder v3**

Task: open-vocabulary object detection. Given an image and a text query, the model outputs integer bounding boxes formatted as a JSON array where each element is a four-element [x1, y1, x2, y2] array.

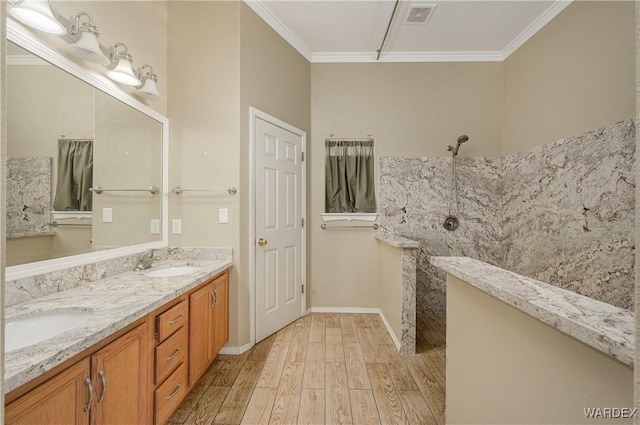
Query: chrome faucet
[[134, 249, 161, 271]]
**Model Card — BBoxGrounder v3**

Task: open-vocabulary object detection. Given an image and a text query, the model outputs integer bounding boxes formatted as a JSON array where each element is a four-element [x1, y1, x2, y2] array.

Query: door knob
[[257, 238, 268, 246]]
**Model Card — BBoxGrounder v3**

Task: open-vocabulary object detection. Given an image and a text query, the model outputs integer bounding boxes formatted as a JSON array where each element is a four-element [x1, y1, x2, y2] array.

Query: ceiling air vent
[[405, 4, 436, 25]]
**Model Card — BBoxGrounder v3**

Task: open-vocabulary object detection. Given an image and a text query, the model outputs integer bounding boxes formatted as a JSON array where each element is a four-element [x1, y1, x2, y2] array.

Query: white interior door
[[255, 116, 304, 342]]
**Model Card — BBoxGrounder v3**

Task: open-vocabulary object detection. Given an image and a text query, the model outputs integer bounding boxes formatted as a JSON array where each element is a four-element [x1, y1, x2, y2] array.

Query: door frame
[[249, 107, 307, 346]]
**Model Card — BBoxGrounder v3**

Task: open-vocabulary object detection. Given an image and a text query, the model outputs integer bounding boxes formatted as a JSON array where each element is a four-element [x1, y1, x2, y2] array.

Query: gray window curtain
[[53, 140, 94, 211], [325, 140, 376, 213]]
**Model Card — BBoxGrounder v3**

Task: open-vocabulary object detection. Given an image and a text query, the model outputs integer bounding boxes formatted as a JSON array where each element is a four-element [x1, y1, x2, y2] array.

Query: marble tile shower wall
[[7, 157, 52, 236], [379, 119, 635, 314]]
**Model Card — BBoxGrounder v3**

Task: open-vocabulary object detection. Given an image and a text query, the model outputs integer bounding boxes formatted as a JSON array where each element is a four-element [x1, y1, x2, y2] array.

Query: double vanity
[[4, 248, 233, 425]]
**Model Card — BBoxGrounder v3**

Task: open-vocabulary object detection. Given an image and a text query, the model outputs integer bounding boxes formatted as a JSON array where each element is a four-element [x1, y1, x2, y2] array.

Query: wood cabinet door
[[6, 359, 91, 425], [91, 323, 149, 425], [189, 281, 214, 386], [212, 273, 229, 357]]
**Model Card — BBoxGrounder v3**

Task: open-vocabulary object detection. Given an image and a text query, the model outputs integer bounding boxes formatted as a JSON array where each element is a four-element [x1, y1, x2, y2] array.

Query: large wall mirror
[[6, 23, 168, 279]]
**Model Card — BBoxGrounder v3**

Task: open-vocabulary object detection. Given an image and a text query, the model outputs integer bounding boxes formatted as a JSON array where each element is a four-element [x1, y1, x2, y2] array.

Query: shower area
[[378, 119, 635, 315]]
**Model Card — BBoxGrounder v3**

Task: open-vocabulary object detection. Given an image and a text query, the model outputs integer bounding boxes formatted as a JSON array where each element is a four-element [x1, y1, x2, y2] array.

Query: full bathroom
[[0, 1, 637, 424]]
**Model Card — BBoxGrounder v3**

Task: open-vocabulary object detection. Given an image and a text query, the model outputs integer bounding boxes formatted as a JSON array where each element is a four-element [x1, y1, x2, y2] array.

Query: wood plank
[[210, 350, 251, 387], [352, 314, 372, 329], [398, 390, 438, 425], [404, 356, 445, 425], [349, 389, 381, 425], [256, 341, 291, 388], [298, 388, 325, 425], [286, 325, 310, 362], [325, 313, 342, 328], [303, 343, 326, 389], [326, 343, 345, 363], [343, 343, 371, 390], [269, 362, 305, 425], [386, 356, 420, 391], [308, 313, 326, 343], [274, 322, 296, 343], [357, 328, 386, 363], [213, 361, 264, 424], [248, 333, 276, 362], [240, 387, 277, 425], [339, 316, 359, 344], [326, 363, 352, 425], [326, 328, 343, 344], [167, 386, 205, 424], [182, 386, 229, 425], [367, 363, 409, 425]]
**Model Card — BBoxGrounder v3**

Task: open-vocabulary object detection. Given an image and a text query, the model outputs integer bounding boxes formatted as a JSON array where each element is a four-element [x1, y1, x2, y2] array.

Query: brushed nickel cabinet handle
[[213, 289, 218, 308], [210, 291, 215, 308], [97, 369, 107, 403], [84, 377, 94, 412], [166, 384, 182, 400], [165, 346, 182, 362], [169, 314, 183, 325]]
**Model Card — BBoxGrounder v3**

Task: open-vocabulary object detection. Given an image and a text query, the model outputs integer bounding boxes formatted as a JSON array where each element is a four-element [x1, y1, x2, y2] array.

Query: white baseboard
[[306, 306, 380, 314], [305, 307, 401, 351], [219, 342, 253, 355]]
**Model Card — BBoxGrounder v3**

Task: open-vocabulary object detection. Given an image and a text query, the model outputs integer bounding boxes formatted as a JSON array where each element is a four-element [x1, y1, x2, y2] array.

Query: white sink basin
[[145, 266, 202, 278], [5, 309, 94, 353]]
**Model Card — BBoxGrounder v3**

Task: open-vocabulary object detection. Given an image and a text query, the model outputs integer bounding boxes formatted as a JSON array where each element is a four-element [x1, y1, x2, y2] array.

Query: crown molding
[[7, 54, 48, 66], [501, 0, 573, 60], [243, 0, 313, 62], [312, 50, 504, 63], [248, 0, 572, 64]]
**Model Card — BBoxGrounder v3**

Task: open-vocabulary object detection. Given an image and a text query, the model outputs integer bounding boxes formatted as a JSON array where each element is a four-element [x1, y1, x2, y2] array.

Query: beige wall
[[309, 62, 503, 309], [239, 3, 311, 329], [167, 1, 242, 345], [377, 241, 402, 344], [447, 275, 633, 424], [502, 1, 635, 154]]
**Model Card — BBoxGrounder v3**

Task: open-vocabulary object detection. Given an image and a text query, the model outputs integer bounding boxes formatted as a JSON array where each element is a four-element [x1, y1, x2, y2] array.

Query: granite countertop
[[430, 256, 634, 367], [375, 232, 421, 249], [4, 259, 233, 394]]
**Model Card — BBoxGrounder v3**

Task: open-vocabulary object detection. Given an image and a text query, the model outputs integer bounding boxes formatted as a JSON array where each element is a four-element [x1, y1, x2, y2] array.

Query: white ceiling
[[244, 0, 573, 62]]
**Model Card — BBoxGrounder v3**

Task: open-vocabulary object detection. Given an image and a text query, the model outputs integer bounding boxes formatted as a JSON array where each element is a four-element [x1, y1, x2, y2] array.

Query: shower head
[[447, 134, 470, 156]]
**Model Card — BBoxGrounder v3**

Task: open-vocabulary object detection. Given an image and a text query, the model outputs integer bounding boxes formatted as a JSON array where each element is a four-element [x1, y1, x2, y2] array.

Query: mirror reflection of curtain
[[53, 139, 93, 211], [325, 139, 376, 213]]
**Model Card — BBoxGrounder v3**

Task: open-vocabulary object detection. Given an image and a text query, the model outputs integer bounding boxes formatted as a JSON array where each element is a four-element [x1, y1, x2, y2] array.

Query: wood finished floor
[[168, 314, 446, 425]]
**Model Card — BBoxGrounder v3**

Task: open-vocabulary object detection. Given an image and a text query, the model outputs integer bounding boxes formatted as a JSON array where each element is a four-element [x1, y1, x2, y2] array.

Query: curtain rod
[[325, 136, 373, 142]]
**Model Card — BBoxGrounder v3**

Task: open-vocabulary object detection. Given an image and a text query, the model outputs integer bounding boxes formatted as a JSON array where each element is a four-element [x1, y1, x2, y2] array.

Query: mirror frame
[[6, 20, 169, 281]]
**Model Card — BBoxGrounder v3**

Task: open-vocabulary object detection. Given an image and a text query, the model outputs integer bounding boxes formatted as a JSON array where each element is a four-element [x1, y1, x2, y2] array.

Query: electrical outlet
[[219, 208, 229, 224], [150, 219, 160, 234], [172, 219, 182, 234], [102, 208, 113, 223]]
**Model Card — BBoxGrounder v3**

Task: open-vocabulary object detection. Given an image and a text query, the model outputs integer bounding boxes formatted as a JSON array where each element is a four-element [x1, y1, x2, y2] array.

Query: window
[[325, 139, 376, 213], [53, 139, 94, 211]]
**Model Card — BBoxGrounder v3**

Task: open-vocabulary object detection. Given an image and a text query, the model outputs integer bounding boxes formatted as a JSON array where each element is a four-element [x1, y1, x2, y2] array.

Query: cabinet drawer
[[155, 363, 187, 425], [155, 327, 187, 385], [156, 300, 188, 342]]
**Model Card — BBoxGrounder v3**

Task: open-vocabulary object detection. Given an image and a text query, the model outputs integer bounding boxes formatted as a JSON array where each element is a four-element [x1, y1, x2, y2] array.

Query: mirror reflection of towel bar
[[89, 186, 159, 195], [172, 186, 237, 195], [51, 222, 92, 227], [321, 223, 378, 230]]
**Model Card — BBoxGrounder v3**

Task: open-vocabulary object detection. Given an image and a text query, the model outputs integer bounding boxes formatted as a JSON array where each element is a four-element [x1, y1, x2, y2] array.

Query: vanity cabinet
[[91, 323, 149, 425], [6, 323, 149, 425], [6, 359, 91, 425], [189, 272, 229, 386]]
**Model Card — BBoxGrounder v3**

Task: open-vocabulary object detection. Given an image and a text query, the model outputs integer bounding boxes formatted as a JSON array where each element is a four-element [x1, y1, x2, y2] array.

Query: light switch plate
[[219, 208, 229, 224], [172, 219, 182, 234], [150, 219, 160, 234], [102, 208, 113, 223]]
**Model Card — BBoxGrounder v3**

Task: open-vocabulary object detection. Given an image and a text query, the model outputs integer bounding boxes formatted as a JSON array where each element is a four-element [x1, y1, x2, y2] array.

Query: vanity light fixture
[[8, 0, 66, 35], [106, 43, 141, 87], [66, 12, 110, 65], [135, 65, 162, 101]]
